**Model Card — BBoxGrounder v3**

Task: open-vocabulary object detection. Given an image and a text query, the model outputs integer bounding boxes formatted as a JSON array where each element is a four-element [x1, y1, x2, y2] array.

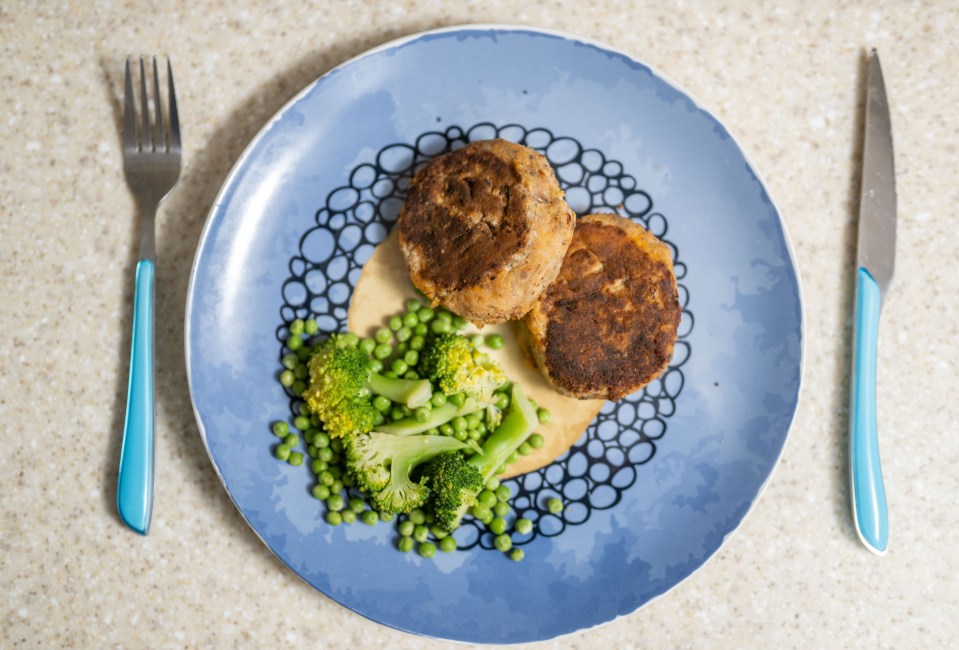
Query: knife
[[849, 49, 896, 556]]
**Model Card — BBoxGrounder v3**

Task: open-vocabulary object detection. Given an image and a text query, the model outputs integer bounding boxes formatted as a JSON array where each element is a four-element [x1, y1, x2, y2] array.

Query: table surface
[[2, 2, 957, 647]]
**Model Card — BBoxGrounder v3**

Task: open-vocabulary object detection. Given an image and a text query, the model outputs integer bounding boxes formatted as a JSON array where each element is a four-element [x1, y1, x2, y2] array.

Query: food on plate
[[397, 139, 575, 325], [524, 213, 681, 400], [273, 299, 554, 559]]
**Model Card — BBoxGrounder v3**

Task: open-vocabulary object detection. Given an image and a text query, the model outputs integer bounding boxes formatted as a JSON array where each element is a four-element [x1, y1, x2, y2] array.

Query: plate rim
[[184, 22, 806, 642]]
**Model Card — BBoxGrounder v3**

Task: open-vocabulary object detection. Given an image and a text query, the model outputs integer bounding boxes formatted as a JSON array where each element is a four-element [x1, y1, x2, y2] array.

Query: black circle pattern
[[278, 123, 693, 550]]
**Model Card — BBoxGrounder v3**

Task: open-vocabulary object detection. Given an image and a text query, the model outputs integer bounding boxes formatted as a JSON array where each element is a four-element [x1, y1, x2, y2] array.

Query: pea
[[429, 525, 448, 539], [341, 510, 356, 524], [281, 353, 298, 370], [289, 319, 304, 335], [274, 444, 291, 461], [342, 473, 354, 487], [528, 433, 545, 449], [388, 315, 403, 331], [379, 511, 394, 522], [283, 434, 299, 449], [288, 452, 304, 466], [349, 498, 365, 514], [477, 490, 497, 509], [409, 509, 426, 525], [342, 333, 359, 347], [391, 407, 405, 421], [319, 448, 333, 462], [311, 460, 327, 474], [398, 537, 414, 552], [439, 423, 454, 436], [430, 392, 447, 407], [426, 427, 439, 436], [485, 477, 501, 491], [509, 548, 525, 562], [326, 511, 342, 526], [486, 334, 505, 350], [430, 319, 451, 335], [414, 407, 430, 423], [396, 327, 412, 343], [361, 511, 378, 526], [319, 471, 335, 487], [417, 307, 435, 323], [449, 393, 466, 408], [402, 312, 419, 328], [404, 350, 419, 366], [506, 451, 519, 465], [330, 479, 344, 494], [470, 334, 485, 348], [326, 494, 345, 512], [271, 421, 289, 437], [465, 413, 481, 429], [279, 370, 295, 387], [489, 517, 507, 535], [374, 343, 392, 359], [547, 498, 564, 514], [518, 442, 533, 456], [406, 298, 422, 312], [375, 328, 392, 343], [359, 338, 376, 355], [286, 334, 302, 351], [451, 316, 468, 330], [312, 484, 330, 500], [391, 358, 409, 375], [493, 502, 509, 517], [494, 534, 512, 552], [471, 504, 492, 521], [413, 525, 429, 543], [413, 323, 429, 336], [418, 542, 437, 558], [367, 359, 384, 373], [514, 518, 533, 535], [373, 395, 391, 413], [304, 319, 318, 335], [494, 393, 510, 410], [495, 485, 511, 502], [537, 408, 552, 424], [439, 536, 457, 553], [410, 335, 426, 351]]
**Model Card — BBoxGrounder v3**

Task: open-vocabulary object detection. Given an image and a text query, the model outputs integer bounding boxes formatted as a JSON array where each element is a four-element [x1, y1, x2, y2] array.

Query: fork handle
[[117, 258, 155, 534]]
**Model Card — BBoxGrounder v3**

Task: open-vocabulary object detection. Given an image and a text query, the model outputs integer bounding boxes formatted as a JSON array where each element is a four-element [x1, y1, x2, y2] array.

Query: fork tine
[[123, 58, 137, 151], [166, 59, 181, 151], [152, 57, 165, 152], [139, 56, 151, 151]]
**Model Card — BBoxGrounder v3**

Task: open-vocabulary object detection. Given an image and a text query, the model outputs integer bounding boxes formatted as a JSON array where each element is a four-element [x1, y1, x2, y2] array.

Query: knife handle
[[850, 267, 888, 555], [117, 259, 155, 535]]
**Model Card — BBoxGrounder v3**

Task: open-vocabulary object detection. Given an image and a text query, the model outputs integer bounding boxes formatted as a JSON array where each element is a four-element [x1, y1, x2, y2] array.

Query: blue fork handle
[[850, 267, 888, 555], [117, 259, 155, 535]]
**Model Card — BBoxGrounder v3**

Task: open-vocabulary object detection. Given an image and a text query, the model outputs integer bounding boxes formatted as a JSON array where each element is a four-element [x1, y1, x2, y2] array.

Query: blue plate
[[186, 25, 803, 644]]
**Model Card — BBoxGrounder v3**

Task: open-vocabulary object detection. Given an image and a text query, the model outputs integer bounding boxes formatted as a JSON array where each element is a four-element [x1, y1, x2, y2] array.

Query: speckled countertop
[[2, 1, 958, 647]]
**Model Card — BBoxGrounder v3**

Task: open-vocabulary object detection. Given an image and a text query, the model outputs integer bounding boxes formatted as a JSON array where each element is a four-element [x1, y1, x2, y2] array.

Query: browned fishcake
[[524, 213, 681, 400], [397, 139, 575, 325]]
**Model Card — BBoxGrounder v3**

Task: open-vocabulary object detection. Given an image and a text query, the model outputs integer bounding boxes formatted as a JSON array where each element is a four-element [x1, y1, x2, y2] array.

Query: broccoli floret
[[303, 334, 433, 438], [420, 334, 506, 403], [344, 431, 479, 514], [377, 398, 484, 436], [420, 383, 539, 531]]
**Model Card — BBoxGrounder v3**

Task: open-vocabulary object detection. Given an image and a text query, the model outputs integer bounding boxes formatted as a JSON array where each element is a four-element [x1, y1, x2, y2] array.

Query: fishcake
[[524, 213, 681, 400], [397, 139, 575, 325]]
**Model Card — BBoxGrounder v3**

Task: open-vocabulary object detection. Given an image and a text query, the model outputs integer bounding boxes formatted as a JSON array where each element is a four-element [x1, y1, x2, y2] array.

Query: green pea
[[430, 392, 447, 407], [288, 452, 304, 466], [319, 471, 334, 487], [283, 434, 299, 449], [431, 318, 452, 335], [341, 332, 359, 347], [286, 334, 303, 351], [403, 350, 419, 366], [465, 413, 481, 429], [399, 520, 415, 536], [391, 358, 409, 375], [342, 473, 355, 487], [398, 537, 414, 553], [375, 327, 392, 343], [406, 298, 422, 312], [429, 525, 448, 539], [468, 428, 482, 441], [326, 494, 345, 511], [312, 484, 330, 500], [383, 370, 398, 379], [403, 370, 420, 380], [417, 307, 435, 323], [367, 360, 384, 375], [413, 323, 429, 336], [485, 477, 501, 491], [486, 334, 505, 350], [475, 422, 488, 436], [451, 416, 467, 432], [449, 393, 466, 408], [413, 525, 429, 543], [470, 334, 485, 348], [547, 498, 564, 514], [289, 319, 304, 335], [393, 327, 410, 344], [319, 448, 333, 462], [493, 393, 510, 410], [329, 465, 342, 479], [388, 315, 403, 331], [374, 343, 392, 359], [425, 427, 439, 436], [451, 316, 468, 330], [489, 517, 507, 535], [494, 534, 512, 552], [341, 510, 356, 524], [528, 433, 545, 449], [379, 511, 394, 522], [537, 407, 552, 424], [315, 432, 330, 448], [402, 312, 419, 328], [304, 318, 318, 335], [274, 444, 291, 461], [439, 423, 454, 436], [271, 421, 289, 437], [509, 548, 525, 562], [311, 459, 327, 474], [514, 518, 533, 535], [292, 415, 308, 430], [359, 338, 376, 355], [480, 510, 495, 525], [371, 395, 390, 413], [409, 509, 426, 525], [493, 502, 510, 517], [495, 485, 511, 501], [506, 451, 519, 465], [495, 464, 507, 475], [418, 542, 437, 558], [361, 510, 378, 526], [414, 407, 430, 423], [279, 370, 295, 387], [471, 504, 492, 521], [330, 438, 343, 452], [518, 442, 533, 456], [281, 353, 298, 370], [330, 479, 344, 494], [349, 498, 366, 514], [439, 536, 457, 553], [477, 490, 497, 508], [292, 364, 307, 381], [409, 335, 426, 351], [326, 511, 342, 526]]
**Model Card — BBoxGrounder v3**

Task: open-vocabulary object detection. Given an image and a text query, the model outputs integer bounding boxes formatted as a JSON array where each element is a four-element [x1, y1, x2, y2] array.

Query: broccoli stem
[[468, 384, 538, 480], [366, 372, 432, 409], [377, 398, 483, 436]]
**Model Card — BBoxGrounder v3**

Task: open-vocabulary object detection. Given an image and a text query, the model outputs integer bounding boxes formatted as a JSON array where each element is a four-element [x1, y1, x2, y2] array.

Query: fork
[[116, 56, 181, 534]]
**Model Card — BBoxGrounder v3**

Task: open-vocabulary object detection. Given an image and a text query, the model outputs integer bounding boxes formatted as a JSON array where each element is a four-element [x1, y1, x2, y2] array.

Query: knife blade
[[849, 49, 896, 556]]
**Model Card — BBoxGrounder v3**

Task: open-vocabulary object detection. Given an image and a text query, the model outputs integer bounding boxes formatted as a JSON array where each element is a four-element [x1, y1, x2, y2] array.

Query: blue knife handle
[[850, 267, 888, 554], [117, 259, 155, 535]]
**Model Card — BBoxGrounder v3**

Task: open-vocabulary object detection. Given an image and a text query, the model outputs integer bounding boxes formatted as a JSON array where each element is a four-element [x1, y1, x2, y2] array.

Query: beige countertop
[[2, 1, 958, 647]]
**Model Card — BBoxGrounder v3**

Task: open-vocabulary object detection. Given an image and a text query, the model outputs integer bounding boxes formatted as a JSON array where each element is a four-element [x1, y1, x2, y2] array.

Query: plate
[[186, 25, 803, 644]]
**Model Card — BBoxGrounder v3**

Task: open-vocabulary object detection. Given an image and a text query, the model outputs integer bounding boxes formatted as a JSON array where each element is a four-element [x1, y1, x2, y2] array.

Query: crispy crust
[[397, 139, 575, 324], [525, 214, 681, 400]]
